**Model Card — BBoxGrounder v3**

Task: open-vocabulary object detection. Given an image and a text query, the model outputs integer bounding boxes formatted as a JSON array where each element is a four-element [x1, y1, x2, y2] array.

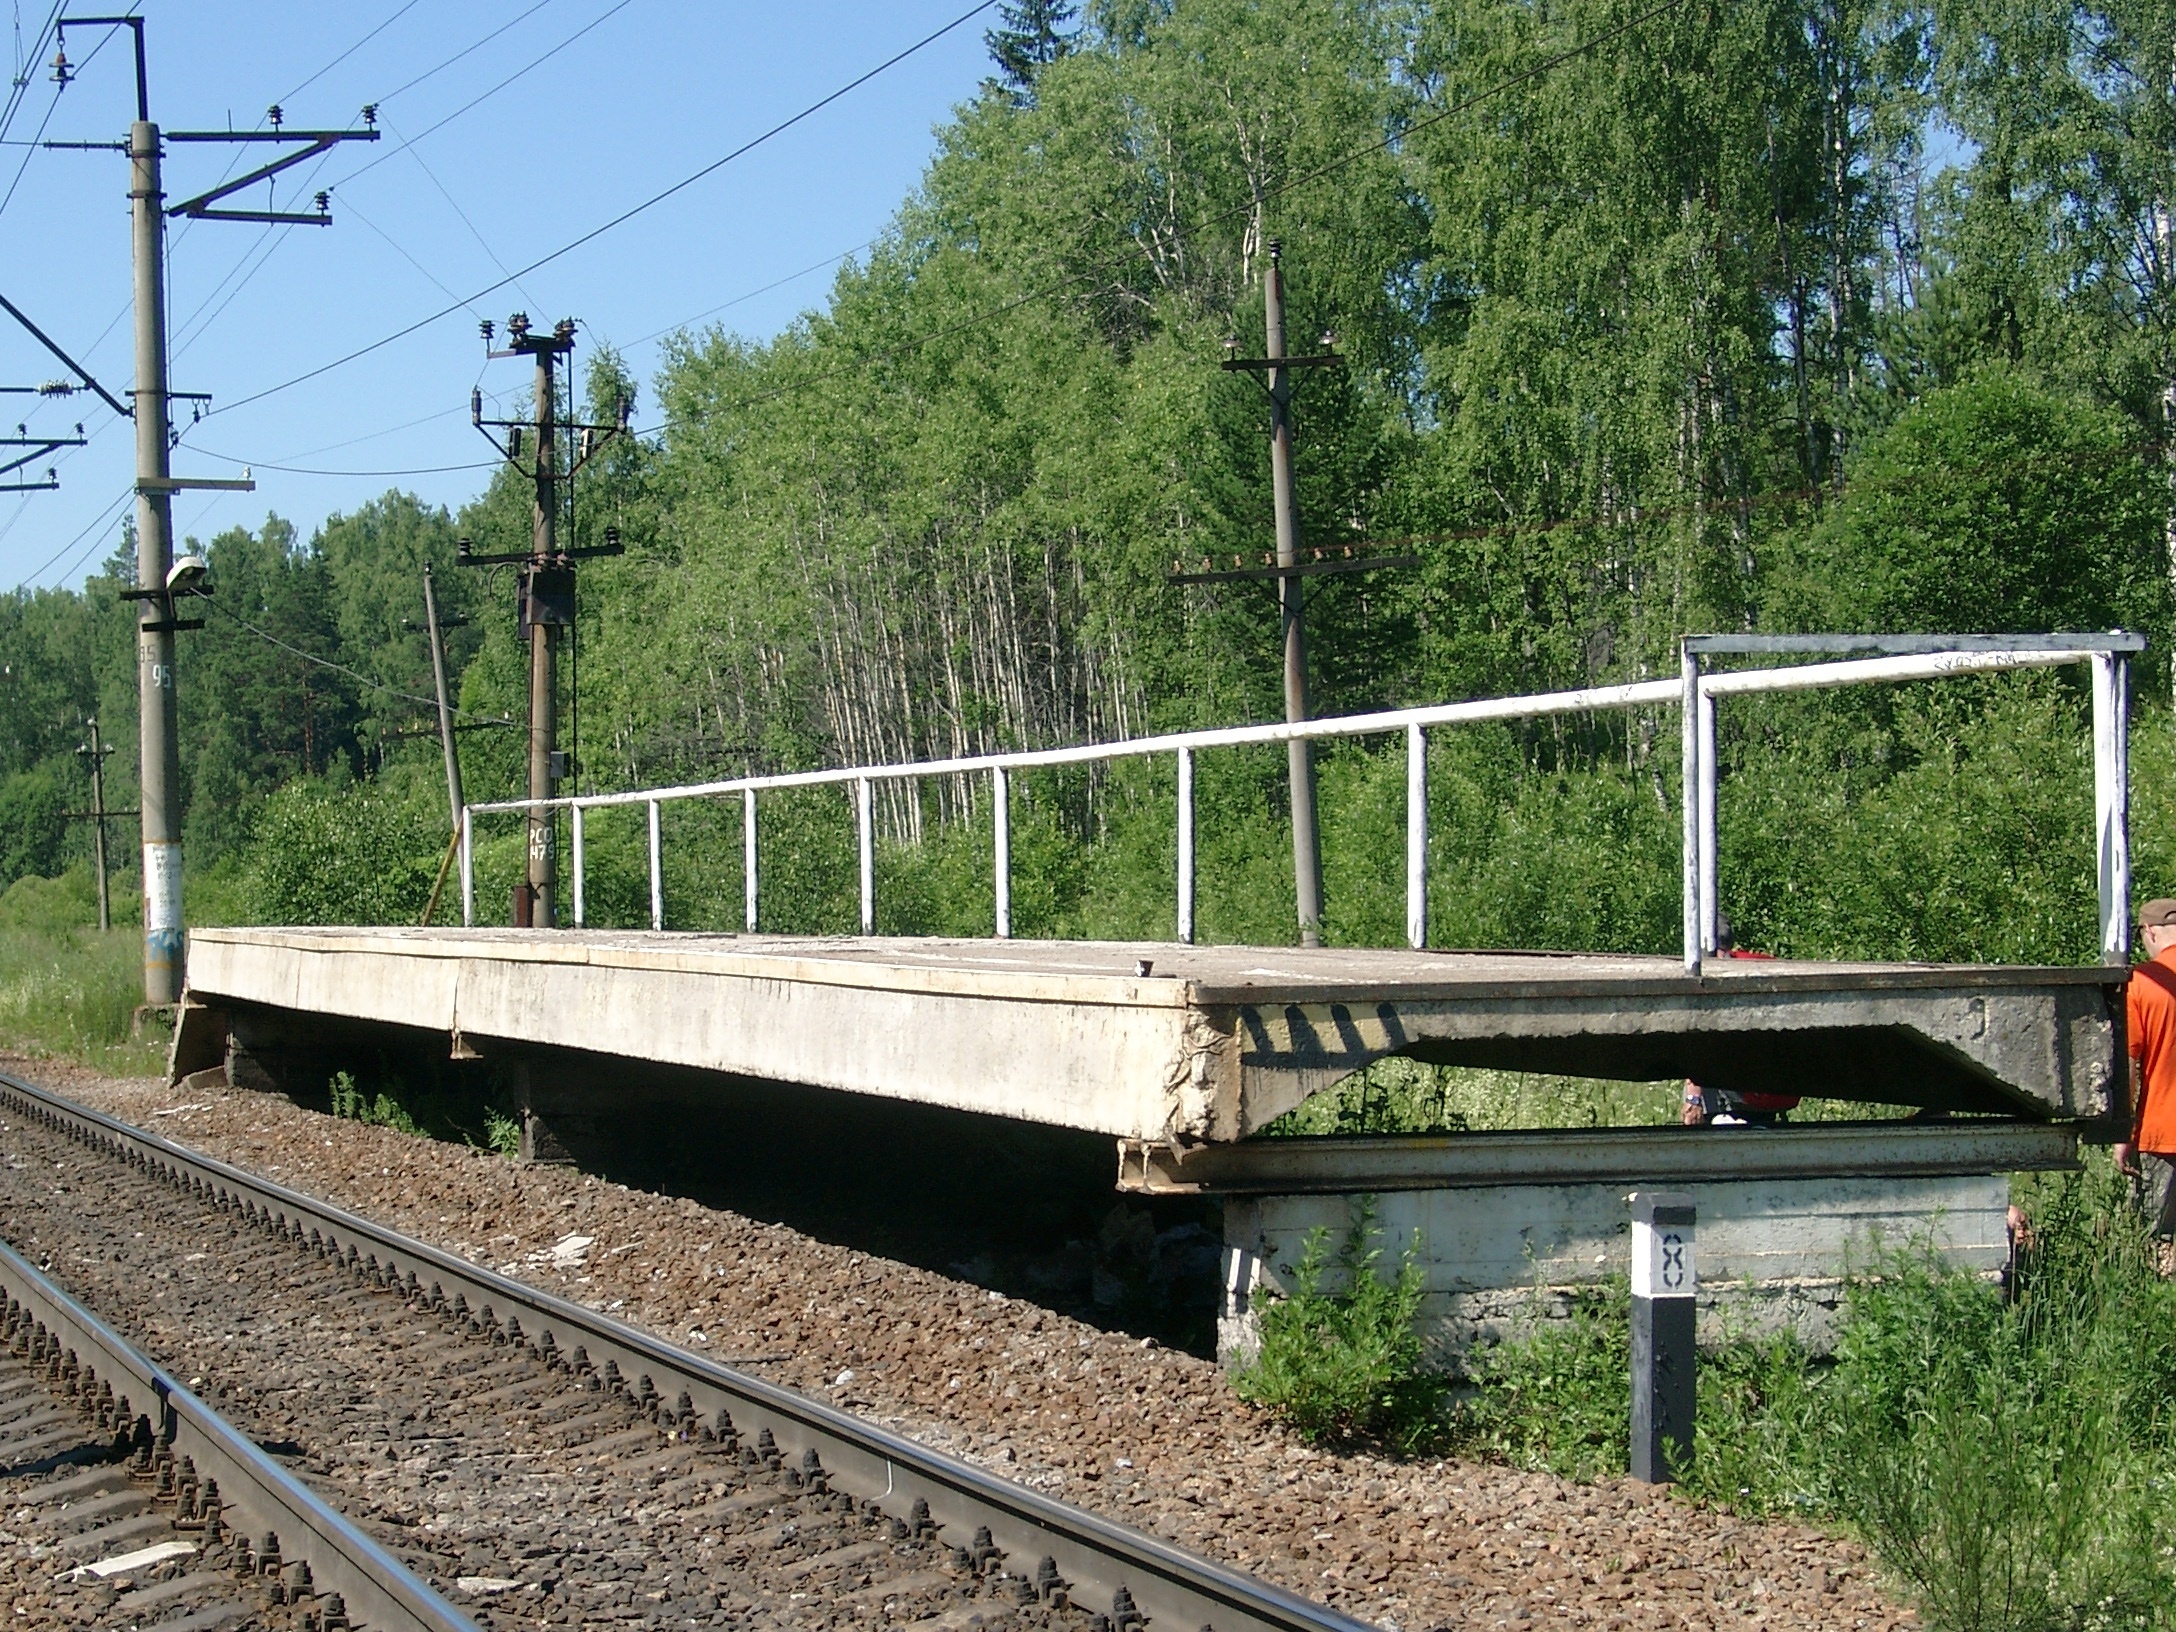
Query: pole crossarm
[[165, 128, 378, 222], [1170, 551, 1420, 585]]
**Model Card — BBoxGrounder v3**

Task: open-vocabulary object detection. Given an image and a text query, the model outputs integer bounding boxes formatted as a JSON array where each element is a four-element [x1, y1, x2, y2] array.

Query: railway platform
[[174, 927, 2124, 1141]]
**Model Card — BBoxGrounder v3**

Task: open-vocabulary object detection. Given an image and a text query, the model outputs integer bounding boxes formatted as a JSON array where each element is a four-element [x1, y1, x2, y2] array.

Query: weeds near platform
[[328, 1070, 424, 1135], [483, 1108, 522, 1159], [1233, 1200, 1445, 1451], [1450, 1152, 2176, 1631]]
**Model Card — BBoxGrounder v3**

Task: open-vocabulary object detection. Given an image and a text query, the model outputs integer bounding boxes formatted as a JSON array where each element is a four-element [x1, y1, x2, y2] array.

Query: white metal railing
[[459, 633, 2143, 975]]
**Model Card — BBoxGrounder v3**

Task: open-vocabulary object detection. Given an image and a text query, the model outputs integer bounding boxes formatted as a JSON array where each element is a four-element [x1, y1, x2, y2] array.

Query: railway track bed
[[0, 1071, 1367, 1631]]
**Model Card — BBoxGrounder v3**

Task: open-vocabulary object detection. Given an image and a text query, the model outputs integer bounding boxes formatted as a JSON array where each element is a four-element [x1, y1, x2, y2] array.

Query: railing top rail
[[1684, 631, 2146, 655], [465, 641, 2120, 818]]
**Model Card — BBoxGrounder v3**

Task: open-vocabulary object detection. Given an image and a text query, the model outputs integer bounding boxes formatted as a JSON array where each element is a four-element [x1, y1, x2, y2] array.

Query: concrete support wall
[[1219, 1174, 2010, 1370]]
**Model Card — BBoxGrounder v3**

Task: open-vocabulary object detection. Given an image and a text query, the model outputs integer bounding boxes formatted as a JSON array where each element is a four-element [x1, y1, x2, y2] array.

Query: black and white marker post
[[1630, 1190, 1697, 1483]]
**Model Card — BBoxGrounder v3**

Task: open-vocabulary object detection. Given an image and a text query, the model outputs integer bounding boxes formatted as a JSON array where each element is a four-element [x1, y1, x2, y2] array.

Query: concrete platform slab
[[182, 929, 2125, 1142]]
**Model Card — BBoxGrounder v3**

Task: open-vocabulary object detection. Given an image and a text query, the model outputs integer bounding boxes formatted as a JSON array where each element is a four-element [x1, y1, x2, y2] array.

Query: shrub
[[245, 782, 441, 925], [1233, 1200, 1443, 1451]]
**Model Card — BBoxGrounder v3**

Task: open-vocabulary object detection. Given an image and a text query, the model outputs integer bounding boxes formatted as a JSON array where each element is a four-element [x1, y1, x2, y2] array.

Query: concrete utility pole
[[68, 720, 134, 934], [465, 317, 628, 928], [128, 109, 184, 1001], [421, 563, 465, 832], [48, 14, 375, 1004]]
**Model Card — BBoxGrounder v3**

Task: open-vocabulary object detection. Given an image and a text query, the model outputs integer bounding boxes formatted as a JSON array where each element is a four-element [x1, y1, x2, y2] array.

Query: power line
[[204, 0, 1000, 419], [380, 116, 541, 313], [198, 592, 508, 721], [327, 0, 641, 194], [12, 480, 129, 588], [180, 447, 497, 477], [375, 0, 559, 107], [277, 0, 423, 106], [625, 240, 878, 349]]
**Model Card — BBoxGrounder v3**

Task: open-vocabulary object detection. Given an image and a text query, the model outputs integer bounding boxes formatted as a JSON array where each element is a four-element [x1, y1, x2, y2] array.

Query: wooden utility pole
[[67, 720, 135, 933], [464, 317, 628, 928], [1215, 242, 1343, 947], [421, 562, 465, 831]]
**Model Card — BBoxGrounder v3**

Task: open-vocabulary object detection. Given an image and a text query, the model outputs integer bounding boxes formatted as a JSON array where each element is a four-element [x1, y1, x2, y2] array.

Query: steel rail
[[0, 1070, 1378, 1632], [0, 1229, 479, 1632]]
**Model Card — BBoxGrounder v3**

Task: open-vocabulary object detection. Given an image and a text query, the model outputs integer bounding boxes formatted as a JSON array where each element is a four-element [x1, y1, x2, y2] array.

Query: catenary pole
[[130, 114, 183, 1005], [1264, 242, 1324, 947]]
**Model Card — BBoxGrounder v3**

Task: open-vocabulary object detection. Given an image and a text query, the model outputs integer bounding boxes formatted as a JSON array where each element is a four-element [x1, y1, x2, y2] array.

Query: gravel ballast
[[20, 1056, 1918, 1632]]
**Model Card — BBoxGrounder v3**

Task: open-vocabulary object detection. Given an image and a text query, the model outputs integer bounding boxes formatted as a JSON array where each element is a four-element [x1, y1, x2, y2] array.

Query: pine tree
[[985, 0, 1077, 97]]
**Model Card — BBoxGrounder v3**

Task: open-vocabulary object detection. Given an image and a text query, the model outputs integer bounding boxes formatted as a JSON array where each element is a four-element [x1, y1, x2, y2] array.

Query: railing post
[[1680, 644, 1703, 976], [458, 807, 474, 928], [1176, 747, 1195, 945], [743, 788, 758, 934], [992, 766, 1011, 939], [2094, 651, 2132, 965], [1406, 722, 1428, 950], [1696, 684, 1718, 955], [570, 803, 586, 929], [647, 799, 663, 932], [856, 777, 874, 935]]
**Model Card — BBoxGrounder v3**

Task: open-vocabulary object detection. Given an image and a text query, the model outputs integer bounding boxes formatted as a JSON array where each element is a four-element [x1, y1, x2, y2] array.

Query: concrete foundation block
[[1219, 1173, 2010, 1370]]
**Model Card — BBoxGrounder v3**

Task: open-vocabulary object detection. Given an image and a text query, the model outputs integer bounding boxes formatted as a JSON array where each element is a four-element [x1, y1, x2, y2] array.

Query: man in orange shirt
[[2118, 898, 2176, 1253]]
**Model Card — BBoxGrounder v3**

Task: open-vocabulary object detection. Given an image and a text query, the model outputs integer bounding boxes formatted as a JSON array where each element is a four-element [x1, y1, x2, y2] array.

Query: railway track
[[0, 1232, 475, 1632], [0, 1070, 1376, 1632]]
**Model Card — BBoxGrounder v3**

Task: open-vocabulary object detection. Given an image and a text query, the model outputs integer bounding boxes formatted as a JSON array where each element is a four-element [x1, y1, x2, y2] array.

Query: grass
[[0, 890, 167, 1076]]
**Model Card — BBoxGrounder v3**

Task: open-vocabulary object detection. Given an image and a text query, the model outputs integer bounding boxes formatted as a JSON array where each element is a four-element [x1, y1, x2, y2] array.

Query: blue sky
[[0, 1, 999, 589]]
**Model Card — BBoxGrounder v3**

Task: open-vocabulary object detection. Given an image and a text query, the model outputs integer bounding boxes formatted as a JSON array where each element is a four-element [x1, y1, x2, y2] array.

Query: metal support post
[[743, 788, 758, 932], [1679, 645, 1702, 976], [1176, 747, 1195, 945], [131, 117, 183, 1004], [992, 766, 1011, 939], [2093, 652, 2132, 965], [1696, 684, 1718, 954], [856, 777, 874, 935], [458, 809, 474, 926], [1630, 1191, 1697, 1483], [570, 804, 586, 928], [646, 799, 663, 932], [1406, 722, 1428, 950]]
